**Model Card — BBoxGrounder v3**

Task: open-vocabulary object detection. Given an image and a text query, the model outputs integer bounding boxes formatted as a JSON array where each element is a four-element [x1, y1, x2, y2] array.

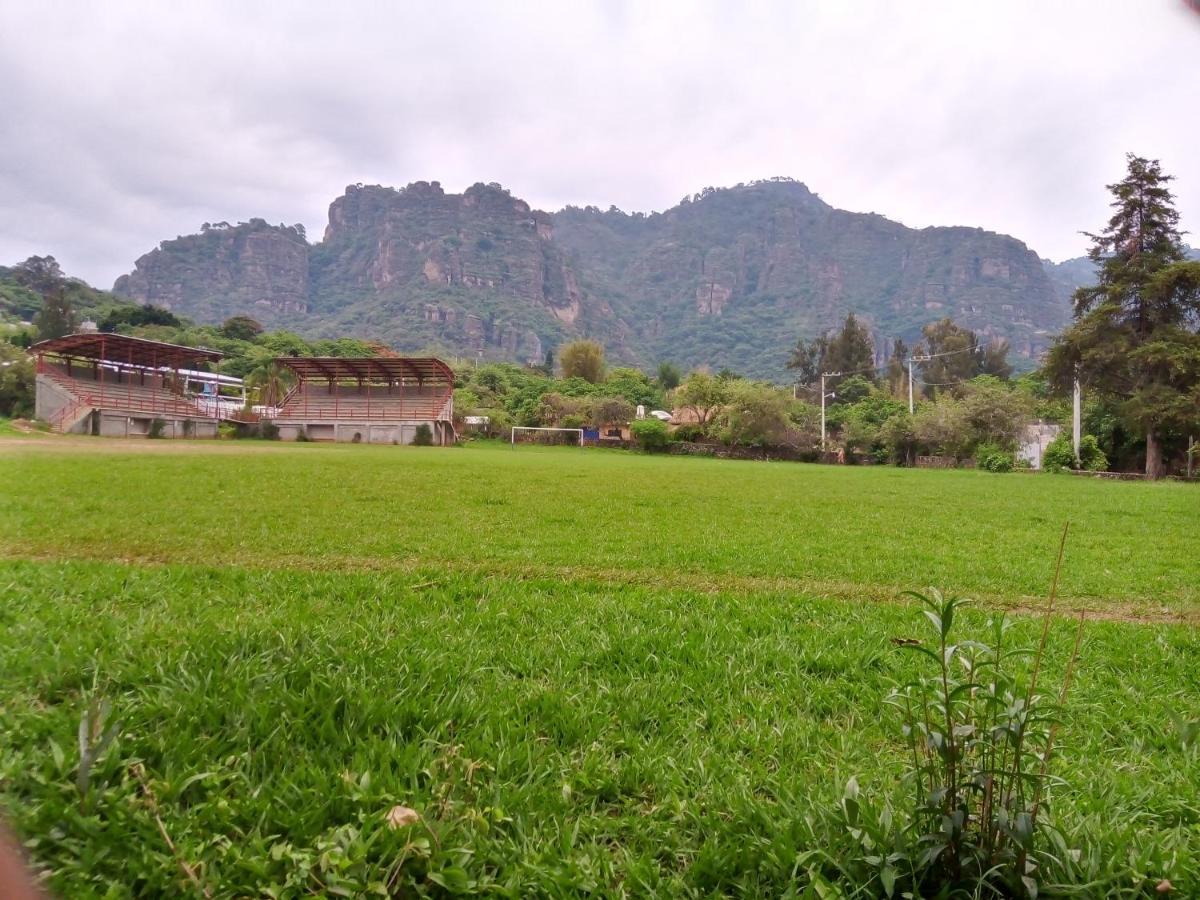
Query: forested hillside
[[110, 179, 1071, 379]]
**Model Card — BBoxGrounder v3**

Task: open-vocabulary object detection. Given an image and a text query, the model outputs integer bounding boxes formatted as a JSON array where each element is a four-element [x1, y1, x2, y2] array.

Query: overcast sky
[[2, 0, 1198, 287]]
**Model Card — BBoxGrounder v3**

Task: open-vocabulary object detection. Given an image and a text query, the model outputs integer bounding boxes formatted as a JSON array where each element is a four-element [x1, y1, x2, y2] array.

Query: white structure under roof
[[1018, 423, 1061, 470]]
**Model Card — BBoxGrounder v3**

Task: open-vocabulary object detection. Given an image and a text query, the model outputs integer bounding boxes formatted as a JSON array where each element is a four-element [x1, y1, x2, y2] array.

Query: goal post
[[511, 426, 585, 447]]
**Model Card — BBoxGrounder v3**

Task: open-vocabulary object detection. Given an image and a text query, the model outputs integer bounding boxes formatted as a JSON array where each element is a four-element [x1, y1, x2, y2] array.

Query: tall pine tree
[[786, 313, 876, 389], [1047, 154, 1200, 478]]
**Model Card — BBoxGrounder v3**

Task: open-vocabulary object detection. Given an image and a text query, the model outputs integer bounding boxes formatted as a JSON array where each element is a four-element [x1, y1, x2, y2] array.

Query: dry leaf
[[386, 805, 420, 829]]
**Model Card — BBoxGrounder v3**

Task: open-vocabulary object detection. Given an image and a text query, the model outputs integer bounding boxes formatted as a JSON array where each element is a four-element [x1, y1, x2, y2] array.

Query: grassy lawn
[[0, 437, 1197, 896]]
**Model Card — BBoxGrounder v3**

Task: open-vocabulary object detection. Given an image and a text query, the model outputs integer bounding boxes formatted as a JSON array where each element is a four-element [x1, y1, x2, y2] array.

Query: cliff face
[[113, 179, 1071, 378], [305, 182, 622, 363], [113, 220, 308, 322], [554, 181, 1067, 371]]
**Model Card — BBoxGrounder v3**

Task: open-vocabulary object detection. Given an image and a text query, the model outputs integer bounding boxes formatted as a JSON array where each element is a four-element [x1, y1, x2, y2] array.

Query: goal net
[[511, 426, 584, 447]]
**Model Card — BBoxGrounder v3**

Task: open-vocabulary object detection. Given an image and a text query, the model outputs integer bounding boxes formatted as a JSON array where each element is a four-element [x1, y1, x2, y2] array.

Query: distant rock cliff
[[114, 219, 308, 320], [114, 179, 1072, 378]]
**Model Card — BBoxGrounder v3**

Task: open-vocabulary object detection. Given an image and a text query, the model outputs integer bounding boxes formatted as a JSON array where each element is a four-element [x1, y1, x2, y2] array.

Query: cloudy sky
[[2, 0, 1198, 287]]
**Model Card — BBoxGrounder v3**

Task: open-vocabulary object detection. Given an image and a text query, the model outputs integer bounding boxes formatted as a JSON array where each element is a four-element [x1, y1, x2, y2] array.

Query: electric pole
[[908, 354, 930, 414], [1072, 376, 1081, 461], [820, 372, 838, 453]]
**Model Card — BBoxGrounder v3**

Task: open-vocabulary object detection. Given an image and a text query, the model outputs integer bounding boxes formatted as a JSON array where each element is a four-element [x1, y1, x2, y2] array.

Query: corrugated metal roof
[[32, 333, 223, 368], [276, 356, 453, 383]]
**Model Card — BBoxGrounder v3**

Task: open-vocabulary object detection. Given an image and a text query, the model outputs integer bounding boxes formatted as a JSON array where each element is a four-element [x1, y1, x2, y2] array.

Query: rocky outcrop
[[113, 178, 1072, 378], [554, 180, 1068, 376], [113, 220, 308, 319]]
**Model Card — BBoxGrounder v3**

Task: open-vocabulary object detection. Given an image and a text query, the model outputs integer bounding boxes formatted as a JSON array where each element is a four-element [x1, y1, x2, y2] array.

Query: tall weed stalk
[[840, 523, 1085, 897]]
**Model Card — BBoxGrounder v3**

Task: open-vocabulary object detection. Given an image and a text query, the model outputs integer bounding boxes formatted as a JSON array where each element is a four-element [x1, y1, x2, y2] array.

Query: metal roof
[[32, 333, 223, 368], [276, 356, 453, 383]]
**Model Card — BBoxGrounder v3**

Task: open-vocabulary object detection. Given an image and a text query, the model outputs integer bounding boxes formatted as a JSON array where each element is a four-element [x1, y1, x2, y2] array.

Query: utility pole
[[908, 354, 930, 414], [820, 372, 838, 453], [1072, 376, 1081, 461]]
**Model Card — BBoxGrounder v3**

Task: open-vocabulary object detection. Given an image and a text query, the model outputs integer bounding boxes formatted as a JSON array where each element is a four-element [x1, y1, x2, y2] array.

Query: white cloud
[[0, 0, 1197, 286]]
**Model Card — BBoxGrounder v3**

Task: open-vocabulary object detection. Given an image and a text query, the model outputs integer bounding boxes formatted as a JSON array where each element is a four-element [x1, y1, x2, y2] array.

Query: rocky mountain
[[114, 219, 308, 321], [113, 179, 1071, 379]]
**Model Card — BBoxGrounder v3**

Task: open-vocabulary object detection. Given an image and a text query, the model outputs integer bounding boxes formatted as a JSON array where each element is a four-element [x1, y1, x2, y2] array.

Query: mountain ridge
[[113, 178, 1070, 379]]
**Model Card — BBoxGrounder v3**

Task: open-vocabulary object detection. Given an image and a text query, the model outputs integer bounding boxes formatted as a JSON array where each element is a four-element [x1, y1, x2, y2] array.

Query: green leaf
[[428, 866, 471, 894], [880, 863, 897, 897]]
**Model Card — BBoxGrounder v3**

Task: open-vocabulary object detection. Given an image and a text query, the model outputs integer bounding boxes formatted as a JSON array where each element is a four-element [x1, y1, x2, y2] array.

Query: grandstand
[[32, 333, 231, 438], [272, 356, 455, 444]]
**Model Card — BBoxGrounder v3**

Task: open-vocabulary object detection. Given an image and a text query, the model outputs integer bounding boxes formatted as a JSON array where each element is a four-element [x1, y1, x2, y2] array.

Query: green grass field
[[1, 437, 1197, 896]]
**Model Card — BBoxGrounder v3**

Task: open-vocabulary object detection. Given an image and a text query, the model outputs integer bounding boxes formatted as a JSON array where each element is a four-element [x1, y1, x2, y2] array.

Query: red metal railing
[[274, 387, 453, 421], [40, 364, 208, 421]]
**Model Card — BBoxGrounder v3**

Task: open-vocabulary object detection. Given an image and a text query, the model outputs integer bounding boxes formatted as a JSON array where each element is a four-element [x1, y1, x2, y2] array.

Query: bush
[[1042, 432, 1076, 472], [839, 583, 1084, 897], [218, 422, 238, 440], [671, 423, 706, 443], [295, 426, 310, 442], [975, 442, 1014, 473], [259, 420, 279, 440], [413, 423, 434, 446], [1078, 434, 1108, 472], [630, 418, 670, 452], [147, 418, 166, 439]]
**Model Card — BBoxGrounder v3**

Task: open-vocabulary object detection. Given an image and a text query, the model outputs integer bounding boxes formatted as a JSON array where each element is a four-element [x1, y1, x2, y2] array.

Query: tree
[[884, 339, 910, 398], [245, 359, 294, 408], [1046, 154, 1200, 478], [100, 304, 181, 333], [715, 380, 793, 447], [630, 418, 670, 452], [588, 396, 634, 426], [979, 339, 1013, 380], [823, 314, 876, 384], [604, 367, 661, 407], [786, 335, 826, 385], [558, 339, 605, 383], [220, 315, 264, 341], [913, 396, 971, 459], [32, 288, 76, 340], [914, 319, 1011, 394], [12, 255, 65, 295], [0, 342, 35, 417], [656, 361, 682, 391], [958, 376, 1030, 450], [787, 314, 876, 389], [673, 371, 729, 428]]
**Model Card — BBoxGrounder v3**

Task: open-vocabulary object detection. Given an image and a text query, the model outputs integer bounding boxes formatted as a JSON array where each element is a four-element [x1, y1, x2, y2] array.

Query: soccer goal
[[511, 426, 584, 447]]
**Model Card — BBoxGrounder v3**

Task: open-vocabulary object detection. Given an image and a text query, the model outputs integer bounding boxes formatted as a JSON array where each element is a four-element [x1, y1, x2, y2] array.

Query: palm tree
[[244, 360, 294, 411]]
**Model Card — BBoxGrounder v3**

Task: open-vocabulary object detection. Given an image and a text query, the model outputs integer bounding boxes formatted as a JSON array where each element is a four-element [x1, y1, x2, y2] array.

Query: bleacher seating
[[277, 385, 450, 421], [41, 362, 207, 419]]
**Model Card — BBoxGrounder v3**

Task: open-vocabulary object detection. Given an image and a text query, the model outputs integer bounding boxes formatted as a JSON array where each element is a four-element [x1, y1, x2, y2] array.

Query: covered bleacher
[[32, 333, 228, 438], [273, 356, 455, 445]]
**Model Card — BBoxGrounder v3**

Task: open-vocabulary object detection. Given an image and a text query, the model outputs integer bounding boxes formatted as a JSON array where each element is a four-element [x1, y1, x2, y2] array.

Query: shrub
[[630, 418, 669, 452], [975, 442, 1014, 473], [295, 426, 311, 442], [1078, 434, 1108, 472], [259, 420, 279, 440], [218, 422, 238, 440], [181, 419, 196, 438], [413, 423, 434, 446], [671, 423, 706, 443], [147, 418, 166, 439], [1042, 432, 1076, 472], [839, 573, 1084, 897]]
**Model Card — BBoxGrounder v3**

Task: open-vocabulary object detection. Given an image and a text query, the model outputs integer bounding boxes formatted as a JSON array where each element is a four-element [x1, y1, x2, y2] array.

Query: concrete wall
[[95, 412, 219, 439], [34, 374, 75, 424], [274, 419, 445, 444]]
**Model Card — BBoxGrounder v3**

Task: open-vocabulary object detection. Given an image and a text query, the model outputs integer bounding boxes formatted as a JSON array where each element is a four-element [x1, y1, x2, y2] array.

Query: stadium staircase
[[40, 364, 209, 433]]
